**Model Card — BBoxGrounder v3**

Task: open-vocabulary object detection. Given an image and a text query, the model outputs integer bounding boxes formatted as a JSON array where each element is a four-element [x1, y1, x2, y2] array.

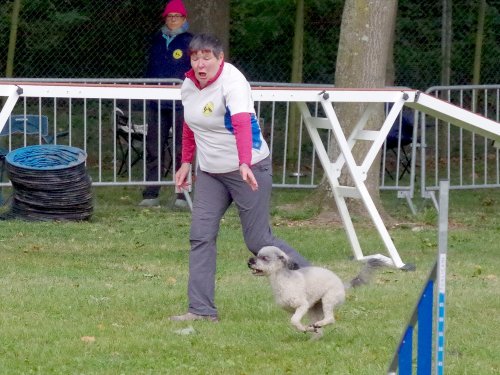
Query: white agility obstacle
[[2, 83, 500, 269], [251, 87, 500, 269]]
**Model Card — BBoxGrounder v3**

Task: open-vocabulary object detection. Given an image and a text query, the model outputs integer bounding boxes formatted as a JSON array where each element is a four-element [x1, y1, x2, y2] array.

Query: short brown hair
[[189, 34, 224, 57]]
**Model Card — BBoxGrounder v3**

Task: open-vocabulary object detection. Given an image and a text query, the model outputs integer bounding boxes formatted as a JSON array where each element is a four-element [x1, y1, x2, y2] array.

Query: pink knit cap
[[162, 0, 187, 18]]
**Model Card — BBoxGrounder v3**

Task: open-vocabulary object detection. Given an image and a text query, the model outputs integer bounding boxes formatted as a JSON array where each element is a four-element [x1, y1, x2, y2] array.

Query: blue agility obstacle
[[388, 180, 448, 375]]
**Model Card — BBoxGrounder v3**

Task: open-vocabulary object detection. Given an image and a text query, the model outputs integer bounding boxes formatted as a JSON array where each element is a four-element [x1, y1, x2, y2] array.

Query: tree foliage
[[2, 0, 164, 78], [1, 0, 499, 87], [395, 0, 500, 87], [230, 0, 343, 82]]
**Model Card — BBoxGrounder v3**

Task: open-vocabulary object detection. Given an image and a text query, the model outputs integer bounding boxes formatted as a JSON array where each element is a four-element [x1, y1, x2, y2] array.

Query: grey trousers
[[187, 156, 310, 316]]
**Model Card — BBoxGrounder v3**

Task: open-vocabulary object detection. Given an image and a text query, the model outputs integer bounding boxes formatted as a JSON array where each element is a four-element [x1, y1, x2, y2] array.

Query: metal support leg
[[0, 85, 22, 203], [298, 95, 411, 269], [0, 85, 22, 133]]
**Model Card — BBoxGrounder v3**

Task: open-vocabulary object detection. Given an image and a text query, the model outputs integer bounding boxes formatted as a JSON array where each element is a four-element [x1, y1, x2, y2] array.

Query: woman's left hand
[[239, 164, 258, 191]]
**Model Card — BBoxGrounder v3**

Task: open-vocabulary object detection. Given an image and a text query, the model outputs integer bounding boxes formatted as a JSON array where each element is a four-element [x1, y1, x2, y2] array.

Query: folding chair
[[115, 107, 148, 175], [0, 114, 69, 202], [384, 107, 415, 180], [115, 107, 174, 177]]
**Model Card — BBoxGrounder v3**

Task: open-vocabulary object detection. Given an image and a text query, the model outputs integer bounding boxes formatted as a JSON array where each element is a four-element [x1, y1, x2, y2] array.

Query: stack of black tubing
[[3, 144, 93, 221]]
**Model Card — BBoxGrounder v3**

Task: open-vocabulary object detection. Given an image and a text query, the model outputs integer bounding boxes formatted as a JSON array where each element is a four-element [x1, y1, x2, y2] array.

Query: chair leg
[[0, 156, 5, 204], [117, 134, 144, 176], [398, 146, 412, 180], [385, 167, 395, 180], [163, 137, 173, 177], [129, 143, 144, 169], [117, 137, 129, 176], [384, 146, 412, 181]]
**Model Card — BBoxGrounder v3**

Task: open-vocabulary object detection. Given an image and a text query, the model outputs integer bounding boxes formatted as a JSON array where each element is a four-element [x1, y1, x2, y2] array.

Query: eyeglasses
[[166, 14, 184, 20]]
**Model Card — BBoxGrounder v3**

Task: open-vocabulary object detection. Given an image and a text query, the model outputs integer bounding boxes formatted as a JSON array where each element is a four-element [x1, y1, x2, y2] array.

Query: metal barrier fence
[[0, 80, 335, 191], [2, 80, 498, 208], [420, 85, 500, 207], [381, 84, 500, 212]]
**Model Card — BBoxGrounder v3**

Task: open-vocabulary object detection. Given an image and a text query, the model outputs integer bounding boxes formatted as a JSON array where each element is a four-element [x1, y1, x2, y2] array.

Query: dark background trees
[[1, 0, 499, 88]]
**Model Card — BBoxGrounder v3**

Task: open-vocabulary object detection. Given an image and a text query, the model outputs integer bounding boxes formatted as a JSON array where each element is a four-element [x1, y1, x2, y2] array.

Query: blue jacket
[[146, 31, 192, 80], [146, 30, 192, 110]]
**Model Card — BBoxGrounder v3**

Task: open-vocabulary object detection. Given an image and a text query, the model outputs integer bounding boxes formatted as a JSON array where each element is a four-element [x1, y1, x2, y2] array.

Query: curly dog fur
[[248, 246, 383, 338]]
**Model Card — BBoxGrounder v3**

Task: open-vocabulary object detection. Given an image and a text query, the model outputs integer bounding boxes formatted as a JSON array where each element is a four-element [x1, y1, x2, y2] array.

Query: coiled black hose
[[2, 145, 93, 221]]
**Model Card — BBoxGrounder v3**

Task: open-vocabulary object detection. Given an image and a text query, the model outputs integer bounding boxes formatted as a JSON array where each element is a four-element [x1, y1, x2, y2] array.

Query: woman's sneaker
[[170, 312, 218, 322], [138, 198, 160, 207], [174, 198, 189, 209]]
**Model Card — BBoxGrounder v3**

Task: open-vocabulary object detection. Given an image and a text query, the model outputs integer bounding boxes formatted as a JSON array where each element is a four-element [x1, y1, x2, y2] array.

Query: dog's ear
[[279, 255, 299, 270]]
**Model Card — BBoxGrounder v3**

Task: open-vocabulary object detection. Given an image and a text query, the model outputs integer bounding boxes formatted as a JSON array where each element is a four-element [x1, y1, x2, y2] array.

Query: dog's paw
[[306, 324, 320, 333], [310, 329, 324, 340]]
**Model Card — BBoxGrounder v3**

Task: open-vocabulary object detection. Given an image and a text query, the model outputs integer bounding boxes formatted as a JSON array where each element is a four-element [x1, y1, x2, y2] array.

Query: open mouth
[[250, 268, 265, 276]]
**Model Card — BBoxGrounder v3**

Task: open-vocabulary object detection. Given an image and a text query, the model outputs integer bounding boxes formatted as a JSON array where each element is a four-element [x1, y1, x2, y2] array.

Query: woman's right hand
[[175, 162, 192, 191]]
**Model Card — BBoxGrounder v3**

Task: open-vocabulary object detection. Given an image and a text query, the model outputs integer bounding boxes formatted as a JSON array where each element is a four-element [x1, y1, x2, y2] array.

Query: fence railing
[[419, 85, 500, 206], [379, 84, 500, 211], [1, 80, 411, 193], [1, 80, 499, 210]]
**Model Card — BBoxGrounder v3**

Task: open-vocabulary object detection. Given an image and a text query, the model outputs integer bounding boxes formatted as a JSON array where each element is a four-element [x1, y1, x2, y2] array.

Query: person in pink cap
[[161, 0, 187, 18], [139, 0, 192, 209]]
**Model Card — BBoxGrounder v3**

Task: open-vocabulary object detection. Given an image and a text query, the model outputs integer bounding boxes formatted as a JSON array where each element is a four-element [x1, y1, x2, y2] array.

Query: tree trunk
[[439, 0, 453, 154], [183, 0, 230, 57], [472, 0, 486, 85], [441, 0, 452, 86], [385, 1, 398, 86], [287, 0, 305, 172], [317, 0, 397, 215], [6, 0, 23, 78]]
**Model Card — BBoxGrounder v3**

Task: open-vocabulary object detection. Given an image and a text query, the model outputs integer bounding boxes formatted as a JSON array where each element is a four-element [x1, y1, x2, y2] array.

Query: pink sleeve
[[181, 121, 196, 163], [231, 112, 253, 166]]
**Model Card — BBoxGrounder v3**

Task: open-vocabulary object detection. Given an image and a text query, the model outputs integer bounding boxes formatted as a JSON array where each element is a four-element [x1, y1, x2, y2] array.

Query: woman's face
[[190, 50, 223, 88], [165, 13, 186, 31]]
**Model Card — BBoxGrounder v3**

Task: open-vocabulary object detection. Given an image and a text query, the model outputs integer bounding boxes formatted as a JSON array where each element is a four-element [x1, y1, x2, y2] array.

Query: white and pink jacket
[[180, 61, 270, 173]]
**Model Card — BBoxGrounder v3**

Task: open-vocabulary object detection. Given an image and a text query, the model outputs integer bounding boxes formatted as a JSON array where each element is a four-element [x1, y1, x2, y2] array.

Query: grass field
[[0, 185, 499, 374]]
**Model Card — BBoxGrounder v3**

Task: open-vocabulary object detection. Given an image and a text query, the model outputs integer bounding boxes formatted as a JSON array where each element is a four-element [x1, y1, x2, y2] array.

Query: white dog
[[248, 246, 383, 338]]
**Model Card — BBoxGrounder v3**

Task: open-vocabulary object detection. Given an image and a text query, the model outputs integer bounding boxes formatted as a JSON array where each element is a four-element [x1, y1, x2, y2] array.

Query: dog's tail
[[345, 258, 385, 289]]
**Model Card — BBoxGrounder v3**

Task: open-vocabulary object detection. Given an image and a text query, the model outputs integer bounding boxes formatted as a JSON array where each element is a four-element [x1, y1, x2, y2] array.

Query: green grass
[[0, 186, 499, 374]]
